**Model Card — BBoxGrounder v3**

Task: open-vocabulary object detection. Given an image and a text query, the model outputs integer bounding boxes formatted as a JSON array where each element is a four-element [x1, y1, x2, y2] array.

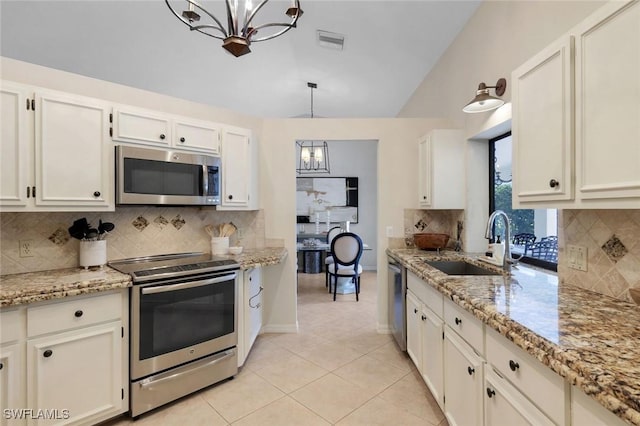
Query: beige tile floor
[[104, 271, 448, 425]]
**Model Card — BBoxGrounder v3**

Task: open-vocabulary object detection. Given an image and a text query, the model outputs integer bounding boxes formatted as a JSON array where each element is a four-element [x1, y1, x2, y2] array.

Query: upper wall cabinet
[[513, 0, 640, 208], [218, 126, 259, 210], [0, 82, 114, 212], [418, 129, 466, 209], [112, 106, 221, 155]]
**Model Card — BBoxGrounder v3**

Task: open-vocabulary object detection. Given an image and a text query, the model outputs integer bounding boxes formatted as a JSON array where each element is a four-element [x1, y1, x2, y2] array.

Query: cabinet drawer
[[486, 327, 567, 424], [1, 308, 25, 343], [28, 292, 122, 337], [444, 298, 484, 354], [407, 271, 443, 318]]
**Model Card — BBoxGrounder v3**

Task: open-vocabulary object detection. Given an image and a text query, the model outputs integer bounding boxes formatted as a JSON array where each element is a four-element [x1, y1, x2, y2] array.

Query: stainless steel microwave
[[116, 145, 221, 206]]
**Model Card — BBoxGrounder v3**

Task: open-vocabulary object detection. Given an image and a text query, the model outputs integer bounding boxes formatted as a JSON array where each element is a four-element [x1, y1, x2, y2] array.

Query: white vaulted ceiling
[[0, 0, 481, 118]]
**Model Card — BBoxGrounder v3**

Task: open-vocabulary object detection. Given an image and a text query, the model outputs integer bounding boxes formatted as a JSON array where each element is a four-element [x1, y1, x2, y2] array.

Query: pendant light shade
[[463, 78, 507, 113]]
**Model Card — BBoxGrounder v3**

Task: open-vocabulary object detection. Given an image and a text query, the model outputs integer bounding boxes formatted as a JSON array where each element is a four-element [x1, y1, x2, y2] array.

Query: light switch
[[567, 244, 587, 271]]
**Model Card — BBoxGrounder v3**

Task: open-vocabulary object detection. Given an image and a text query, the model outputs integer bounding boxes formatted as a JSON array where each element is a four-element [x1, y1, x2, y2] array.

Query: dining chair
[[327, 232, 364, 301], [324, 226, 343, 288], [512, 233, 536, 256]]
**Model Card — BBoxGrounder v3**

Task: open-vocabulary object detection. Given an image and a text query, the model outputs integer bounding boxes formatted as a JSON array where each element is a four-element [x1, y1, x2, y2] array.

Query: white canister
[[79, 240, 107, 269], [211, 237, 230, 255]]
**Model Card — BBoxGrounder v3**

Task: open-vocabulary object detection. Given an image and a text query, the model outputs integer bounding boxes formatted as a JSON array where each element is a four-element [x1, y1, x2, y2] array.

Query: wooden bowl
[[413, 233, 450, 250]]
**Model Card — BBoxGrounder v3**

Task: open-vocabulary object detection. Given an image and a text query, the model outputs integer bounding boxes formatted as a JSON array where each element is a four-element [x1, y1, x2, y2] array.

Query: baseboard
[[261, 323, 299, 334], [377, 323, 392, 334]]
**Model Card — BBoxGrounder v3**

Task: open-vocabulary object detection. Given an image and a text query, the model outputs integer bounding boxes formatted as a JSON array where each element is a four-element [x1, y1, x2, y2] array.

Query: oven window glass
[[139, 277, 235, 360], [124, 158, 202, 196]]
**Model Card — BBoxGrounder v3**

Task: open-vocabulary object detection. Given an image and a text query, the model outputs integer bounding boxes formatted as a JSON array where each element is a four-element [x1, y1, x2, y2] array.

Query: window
[[489, 132, 558, 271]]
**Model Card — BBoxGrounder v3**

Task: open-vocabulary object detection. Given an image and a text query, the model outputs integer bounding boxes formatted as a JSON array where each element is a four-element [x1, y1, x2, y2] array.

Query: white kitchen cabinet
[[218, 126, 258, 210], [575, 0, 640, 203], [0, 343, 25, 426], [512, 35, 574, 207], [111, 106, 171, 147], [0, 82, 113, 212], [173, 117, 221, 155], [571, 385, 627, 426], [444, 328, 484, 426], [406, 290, 422, 369], [0, 82, 32, 208], [237, 267, 263, 366], [418, 129, 466, 209], [484, 367, 554, 426], [421, 306, 445, 408]]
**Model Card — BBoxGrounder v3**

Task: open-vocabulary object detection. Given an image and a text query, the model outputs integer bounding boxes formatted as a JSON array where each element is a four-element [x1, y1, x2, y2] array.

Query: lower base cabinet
[[237, 267, 263, 366], [571, 386, 627, 426]]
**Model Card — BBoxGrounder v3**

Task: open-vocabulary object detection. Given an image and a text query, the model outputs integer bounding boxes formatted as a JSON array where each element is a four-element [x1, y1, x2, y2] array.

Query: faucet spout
[[485, 210, 514, 273]]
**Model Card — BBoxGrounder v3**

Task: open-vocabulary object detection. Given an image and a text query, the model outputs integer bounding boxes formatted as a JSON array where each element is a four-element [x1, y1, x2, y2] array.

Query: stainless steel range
[[109, 252, 240, 418]]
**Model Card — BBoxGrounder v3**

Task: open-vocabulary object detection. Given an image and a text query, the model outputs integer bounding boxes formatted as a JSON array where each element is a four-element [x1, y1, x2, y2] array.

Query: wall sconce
[[463, 78, 507, 113], [296, 141, 330, 174]]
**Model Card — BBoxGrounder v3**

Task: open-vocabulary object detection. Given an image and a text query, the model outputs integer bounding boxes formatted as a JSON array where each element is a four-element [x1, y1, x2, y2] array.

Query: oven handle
[[138, 348, 235, 390], [141, 273, 236, 295]]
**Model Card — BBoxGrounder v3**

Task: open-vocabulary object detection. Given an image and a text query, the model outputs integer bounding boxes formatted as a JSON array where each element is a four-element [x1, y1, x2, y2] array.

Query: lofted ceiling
[[0, 0, 481, 118]]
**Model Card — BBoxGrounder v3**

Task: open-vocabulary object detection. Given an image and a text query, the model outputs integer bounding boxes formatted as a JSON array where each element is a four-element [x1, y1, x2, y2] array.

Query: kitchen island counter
[[388, 247, 640, 426]]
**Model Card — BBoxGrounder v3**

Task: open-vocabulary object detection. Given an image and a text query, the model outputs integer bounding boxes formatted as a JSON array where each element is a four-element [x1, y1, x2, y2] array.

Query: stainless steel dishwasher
[[387, 256, 406, 351]]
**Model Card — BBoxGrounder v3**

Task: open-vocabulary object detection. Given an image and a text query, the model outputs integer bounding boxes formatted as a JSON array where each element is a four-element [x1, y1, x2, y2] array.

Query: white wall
[[296, 140, 378, 270]]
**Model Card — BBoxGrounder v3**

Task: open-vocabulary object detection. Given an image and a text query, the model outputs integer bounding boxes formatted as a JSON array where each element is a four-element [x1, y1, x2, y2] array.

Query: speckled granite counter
[[0, 267, 131, 308], [0, 247, 288, 308], [388, 248, 640, 426]]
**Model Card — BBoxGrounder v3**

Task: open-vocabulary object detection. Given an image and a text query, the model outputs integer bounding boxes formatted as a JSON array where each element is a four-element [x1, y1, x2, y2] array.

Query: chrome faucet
[[485, 210, 516, 273]]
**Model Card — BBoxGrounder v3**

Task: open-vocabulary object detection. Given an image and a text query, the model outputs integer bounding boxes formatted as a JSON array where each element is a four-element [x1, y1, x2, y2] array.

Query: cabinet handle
[[160, 134, 166, 140], [455, 317, 462, 325], [93, 191, 101, 197], [228, 195, 233, 200], [74, 310, 83, 318], [27, 186, 31, 198], [486, 388, 496, 398], [0, 362, 3, 370], [421, 314, 427, 321], [414, 308, 418, 314], [509, 360, 520, 371], [43, 350, 53, 358], [549, 179, 559, 188], [180, 137, 186, 143], [467, 366, 475, 375], [32, 186, 36, 198]]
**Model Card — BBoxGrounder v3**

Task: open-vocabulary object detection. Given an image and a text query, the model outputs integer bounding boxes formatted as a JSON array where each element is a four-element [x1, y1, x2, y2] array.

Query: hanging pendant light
[[165, 0, 303, 57], [296, 82, 330, 174]]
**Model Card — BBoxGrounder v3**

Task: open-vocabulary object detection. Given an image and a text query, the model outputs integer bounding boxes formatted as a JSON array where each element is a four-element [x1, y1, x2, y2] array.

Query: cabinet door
[[246, 268, 263, 353], [174, 118, 221, 154], [421, 308, 444, 409], [0, 343, 26, 426], [571, 385, 628, 426], [35, 91, 113, 209], [512, 36, 574, 206], [0, 82, 32, 208], [444, 329, 483, 426], [406, 290, 422, 370], [418, 134, 432, 207], [112, 106, 171, 146], [27, 322, 122, 426], [576, 0, 640, 201], [484, 368, 554, 426], [220, 127, 251, 208]]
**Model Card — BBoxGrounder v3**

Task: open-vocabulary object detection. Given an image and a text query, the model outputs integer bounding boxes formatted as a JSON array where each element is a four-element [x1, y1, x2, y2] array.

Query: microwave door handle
[[141, 273, 237, 295], [202, 165, 209, 196]]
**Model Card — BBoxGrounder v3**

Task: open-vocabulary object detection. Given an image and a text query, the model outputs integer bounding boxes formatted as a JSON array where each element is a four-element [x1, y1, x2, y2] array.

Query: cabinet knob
[[421, 314, 427, 321], [422, 196, 426, 200], [414, 308, 418, 314], [180, 137, 186, 143], [509, 359, 520, 371], [43, 350, 53, 358], [93, 191, 101, 197], [74, 310, 83, 318], [549, 179, 559, 188], [228, 195, 233, 200], [160, 134, 166, 140], [486, 388, 496, 398], [467, 366, 475, 375], [455, 317, 462, 325], [0, 362, 3, 370]]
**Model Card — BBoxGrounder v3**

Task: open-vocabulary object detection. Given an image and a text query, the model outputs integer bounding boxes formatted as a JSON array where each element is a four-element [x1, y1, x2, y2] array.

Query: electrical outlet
[[386, 226, 393, 237], [567, 244, 587, 271], [236, 228, 244, 239], [19, 240, 35, 258]]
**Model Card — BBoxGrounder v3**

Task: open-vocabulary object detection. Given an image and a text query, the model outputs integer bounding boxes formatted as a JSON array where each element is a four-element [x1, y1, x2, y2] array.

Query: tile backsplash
[[0, 207, 265, 275], [402, 209, 464, 249], [559, 209, 640, 302]]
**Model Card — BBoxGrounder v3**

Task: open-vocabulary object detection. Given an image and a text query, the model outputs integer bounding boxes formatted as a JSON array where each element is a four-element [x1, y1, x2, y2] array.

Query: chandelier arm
[[188, 25, 228, 40], [250, 22, 298, 42], [165, 0, 229, 38], [243, 0, 270, 34], [224, 0, 238, 36]]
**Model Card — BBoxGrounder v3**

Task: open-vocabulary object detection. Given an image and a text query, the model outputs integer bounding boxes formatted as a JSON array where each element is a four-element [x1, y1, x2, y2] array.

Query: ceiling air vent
[[317, 30, 345, 51]]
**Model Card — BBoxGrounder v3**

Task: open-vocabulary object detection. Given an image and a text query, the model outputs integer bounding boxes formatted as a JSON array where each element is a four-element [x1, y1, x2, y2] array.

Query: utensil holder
[[211, 237, 229, 255], [79, 240, 107, 269]]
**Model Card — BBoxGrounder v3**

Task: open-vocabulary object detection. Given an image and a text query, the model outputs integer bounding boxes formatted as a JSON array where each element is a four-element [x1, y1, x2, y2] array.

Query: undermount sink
[[425, 260, 501, 276]]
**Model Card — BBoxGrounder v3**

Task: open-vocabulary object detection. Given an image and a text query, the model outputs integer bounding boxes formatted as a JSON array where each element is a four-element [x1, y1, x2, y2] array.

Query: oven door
[[131, 271, 238, 380]]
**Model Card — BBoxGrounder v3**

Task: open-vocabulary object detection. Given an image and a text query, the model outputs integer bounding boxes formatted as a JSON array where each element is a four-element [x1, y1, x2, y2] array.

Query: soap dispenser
[[494, 235, 505, 263]]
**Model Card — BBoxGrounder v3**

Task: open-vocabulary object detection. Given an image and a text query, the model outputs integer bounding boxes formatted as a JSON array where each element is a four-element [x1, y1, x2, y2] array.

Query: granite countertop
[[0, 247, 288, 308], [387, 248, 640, 426]]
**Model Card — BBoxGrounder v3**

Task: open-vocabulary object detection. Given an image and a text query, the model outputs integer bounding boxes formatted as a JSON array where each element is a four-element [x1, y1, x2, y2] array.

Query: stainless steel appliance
[[387, 257, 406, 351], [109, 253, 239, 417], [116, 145, 221, 206]]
